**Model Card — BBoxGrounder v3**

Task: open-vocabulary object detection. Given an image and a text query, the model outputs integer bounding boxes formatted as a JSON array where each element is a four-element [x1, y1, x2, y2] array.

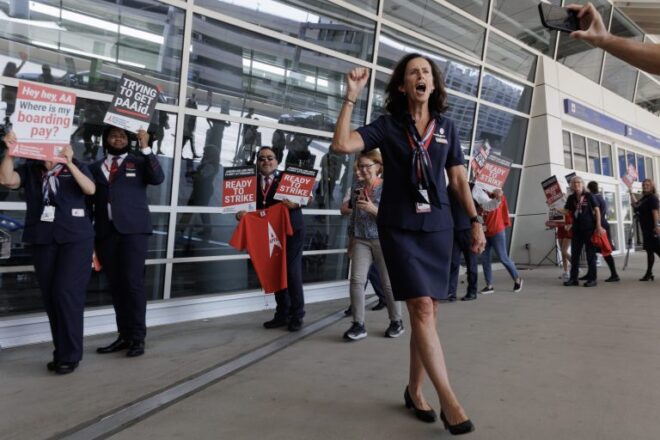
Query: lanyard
[[41, 165, 64, 205], [406, 118, 436, 187], [575, 194, 585, 217], [363, 177, 381, 200], [261, 174, 275, 200]]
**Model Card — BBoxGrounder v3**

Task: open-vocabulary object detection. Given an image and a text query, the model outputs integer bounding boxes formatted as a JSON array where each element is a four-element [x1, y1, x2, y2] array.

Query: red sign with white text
[[10, 81, 76, 163], [541, 175, 566, 209], [273, 166, 318, 205], [474, 154, 511, 192], [221, 166, 257, 213]]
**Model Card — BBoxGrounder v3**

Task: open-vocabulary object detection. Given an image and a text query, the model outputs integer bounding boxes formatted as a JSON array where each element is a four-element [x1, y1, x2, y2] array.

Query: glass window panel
[[446, 0, 489, 21], [382, 0, 486, 59], [618, 148, 626, 178], [1, 1, 184, 101], [637, 155, 646, 181], [189, 14, 367, 129], [480, 70, 533, 113], [555, 0, 610, 83], [601, 143, 613, 177], [563, 130, 572, 169], [378, 26, 480, 96], [0, 209, 30, 266], [502, 167, 521, 211], [601, 11, 643, 101], [170, 253, 349, 298], [148, 212, 170, 259], [626, 152, 636, 181], [603, 192, 616, 221], [370, 71, 389, 122], [490, 0, 559, 56], [195, 1, 376, 61], [446, 95, 477, 157], [474, 104, 528, 164], [572, 134, 587, 172], [635, 74, 660, 116], [621, 191, 632, 222], [587, 138, 600, 174], [0, 270, 43, 317], [645, 157, 654, 182], [86, 264, 165, 310], [486, 32, 537, 82]]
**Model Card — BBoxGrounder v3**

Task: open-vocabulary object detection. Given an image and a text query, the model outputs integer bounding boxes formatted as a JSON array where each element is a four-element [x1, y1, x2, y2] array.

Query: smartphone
[[538, 3, 579, 33]]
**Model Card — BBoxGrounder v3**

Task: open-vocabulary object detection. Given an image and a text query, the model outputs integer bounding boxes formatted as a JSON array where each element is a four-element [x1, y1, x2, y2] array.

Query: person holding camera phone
[[341, 150, 403, 341], [568, 3, 660, 75]]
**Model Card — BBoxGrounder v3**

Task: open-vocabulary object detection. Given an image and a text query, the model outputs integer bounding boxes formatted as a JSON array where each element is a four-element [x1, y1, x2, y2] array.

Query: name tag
[[126, 172, 136, 178], [72, 208, 85, 217], [41, 205, 56, 222], [434, 135, 448, 144]]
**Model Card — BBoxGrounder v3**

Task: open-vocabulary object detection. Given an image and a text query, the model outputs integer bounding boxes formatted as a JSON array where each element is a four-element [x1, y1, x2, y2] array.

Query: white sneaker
[[562, 272, 570, 282]]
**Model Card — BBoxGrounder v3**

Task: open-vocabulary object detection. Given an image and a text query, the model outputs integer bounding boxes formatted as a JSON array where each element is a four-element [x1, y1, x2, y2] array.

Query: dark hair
[[385, 53, 448, 118], [257, 146, 276, 159], [102, 125, 133, 148], [587, 181, 599, 194]]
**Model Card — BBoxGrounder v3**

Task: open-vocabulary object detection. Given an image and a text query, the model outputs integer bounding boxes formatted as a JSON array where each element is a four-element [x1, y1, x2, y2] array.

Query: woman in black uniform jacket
[[91, 126, 164, 357], [631, 179, 660, 281], [1, 131, 96, 375], [331, 54, 486, 435]]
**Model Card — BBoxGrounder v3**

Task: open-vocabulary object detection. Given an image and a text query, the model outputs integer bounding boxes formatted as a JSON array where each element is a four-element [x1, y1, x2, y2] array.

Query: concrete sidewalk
[[2, 253, 660, 440]]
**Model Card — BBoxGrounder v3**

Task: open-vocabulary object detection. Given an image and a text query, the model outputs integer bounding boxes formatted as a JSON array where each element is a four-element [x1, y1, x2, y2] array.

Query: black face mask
[[106, 145, 128, 156]]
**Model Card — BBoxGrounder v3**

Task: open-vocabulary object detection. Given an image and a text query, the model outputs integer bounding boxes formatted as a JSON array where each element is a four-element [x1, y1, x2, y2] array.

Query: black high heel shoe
[[404, 386, 437, 423], [640, 274, 655, 281], [440, 411, 475, 436]]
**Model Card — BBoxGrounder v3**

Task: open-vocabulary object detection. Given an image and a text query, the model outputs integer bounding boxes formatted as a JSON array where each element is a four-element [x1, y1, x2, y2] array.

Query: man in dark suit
[[237, 147, 305, 331], [90, 126, 164, 357]]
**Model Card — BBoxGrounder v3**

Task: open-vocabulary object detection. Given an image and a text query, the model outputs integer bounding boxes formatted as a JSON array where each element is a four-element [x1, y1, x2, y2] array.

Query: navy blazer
[[89, 152, 164, 237], [256, 170, 304, 232], [357, 114, 465, 232], [448, 187, 471, 232], [16, 160, 94, 245]]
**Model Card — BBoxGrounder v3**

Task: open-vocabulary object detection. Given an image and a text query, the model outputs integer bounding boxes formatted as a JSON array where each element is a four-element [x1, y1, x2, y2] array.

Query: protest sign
[[273, 166, 318, 206], [621, 163, 638, 189], [564, 172, 577, 185], [470, 140, 490, 181], [473, 154, 511, 192], [221, 166, 257, 213], [103, 74, 158, 133], [9, 81, 76, 163], [541, 175, 566, 209]]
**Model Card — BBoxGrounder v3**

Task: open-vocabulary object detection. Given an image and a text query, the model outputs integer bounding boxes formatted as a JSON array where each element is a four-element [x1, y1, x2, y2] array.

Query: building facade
[[0, 0, 658, 347]]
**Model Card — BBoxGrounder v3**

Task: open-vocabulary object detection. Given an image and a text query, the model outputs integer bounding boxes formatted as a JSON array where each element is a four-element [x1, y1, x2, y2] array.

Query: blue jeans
[[481, 230, 519, 286]]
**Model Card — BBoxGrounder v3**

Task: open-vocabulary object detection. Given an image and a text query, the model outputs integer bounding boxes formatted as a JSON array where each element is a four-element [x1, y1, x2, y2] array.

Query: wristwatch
[[470, 215, 483, 225]]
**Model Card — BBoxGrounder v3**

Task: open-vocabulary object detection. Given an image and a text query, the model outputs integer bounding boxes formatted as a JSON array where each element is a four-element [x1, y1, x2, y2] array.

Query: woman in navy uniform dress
[[1, 131, 96, 375], [91, 126, 164, 357], [331, 54, 486, 435], [236, 147, 305, 332]]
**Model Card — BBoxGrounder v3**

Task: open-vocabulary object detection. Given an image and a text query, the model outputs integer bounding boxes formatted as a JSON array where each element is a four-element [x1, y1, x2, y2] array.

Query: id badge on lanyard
[[41, 205, 55, 222], [407, 120, 436, 214], [416, 189, 431, 213]]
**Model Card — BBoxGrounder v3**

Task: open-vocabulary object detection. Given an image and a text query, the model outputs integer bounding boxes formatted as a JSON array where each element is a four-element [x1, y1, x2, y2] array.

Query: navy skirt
[[378, 226, 453, 301]]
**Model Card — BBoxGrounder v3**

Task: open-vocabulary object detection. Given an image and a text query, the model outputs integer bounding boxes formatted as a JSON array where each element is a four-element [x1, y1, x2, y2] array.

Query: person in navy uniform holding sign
[[236, 147, 305, 332], [331, 54, 486, 435], [91, 126, 164, 357], [0, 131, 96, 375]]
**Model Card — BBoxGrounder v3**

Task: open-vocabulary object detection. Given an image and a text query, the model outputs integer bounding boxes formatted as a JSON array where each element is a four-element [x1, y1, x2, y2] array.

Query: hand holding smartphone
[[538, 3, 579, 33]]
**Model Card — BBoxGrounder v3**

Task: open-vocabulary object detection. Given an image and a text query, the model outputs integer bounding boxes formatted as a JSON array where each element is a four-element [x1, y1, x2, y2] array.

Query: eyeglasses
[[257, 156, 276, 162], [357, 163, 377, 170]]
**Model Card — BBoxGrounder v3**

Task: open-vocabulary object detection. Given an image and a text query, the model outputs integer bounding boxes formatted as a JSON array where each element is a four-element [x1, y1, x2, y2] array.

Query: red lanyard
[[261, 175, 274, 200]]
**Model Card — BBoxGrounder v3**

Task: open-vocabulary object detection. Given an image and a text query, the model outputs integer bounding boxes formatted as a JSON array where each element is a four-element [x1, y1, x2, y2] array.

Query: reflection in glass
[[195, 0, 376, 61], [618, 148, 627, 178], [645, 157, 654, 182], [377, 27, 480, 96], [0, 1, 184, 100], [601, 143, 612, 177], [556, 1, 610, 82], [382, 0, 485, 58], [635, 74, 660, 116], [603, 192, 616, 222], [446, 95, 476, 156], [502, 168, 521, 211], [621, 191, 632, 222], [490, 0, 559, 56], [486, 32, 537, 82], [480, 70, 532, 113], [188, 14, 366, 129], [572, 134, 587, 172], [446, 0, 489, 21], [170, 253, 349, 298], [0, 209, 30, 266], [587, 138, 600, 174], [563, 130, 572, 169], [149, 213, 170, 259], [87, 264, 165, 308], [636, 155, 646, 181], [474, 104, 528, 164]]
